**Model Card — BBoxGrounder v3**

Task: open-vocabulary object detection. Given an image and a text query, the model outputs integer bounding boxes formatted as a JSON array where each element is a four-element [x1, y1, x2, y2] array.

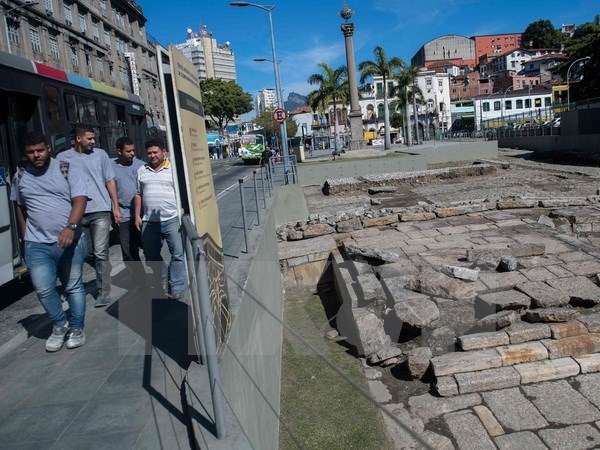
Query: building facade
[[411, 35, 476, 69], [175, 25, 236, 82], [0, 0, 165, 128], [255, 88, 277, 116], [473, 33, 522, 60]]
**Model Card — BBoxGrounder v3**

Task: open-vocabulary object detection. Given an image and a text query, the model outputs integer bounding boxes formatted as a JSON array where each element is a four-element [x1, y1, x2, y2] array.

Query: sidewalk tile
[[494, 431, 548, 450], [22, 370, 111, 406], [482, 387, 548, 431], [575, 373, 600, 409], [55, 431, 141, 449], [523, 380, 600, 425], [539, 424, 600, 449], [445, 411, 496, 449]]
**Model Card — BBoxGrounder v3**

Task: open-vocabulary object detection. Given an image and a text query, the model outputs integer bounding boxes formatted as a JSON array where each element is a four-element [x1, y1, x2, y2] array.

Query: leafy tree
[[253, 109, 298, 147], [199, 78, 253, 133], [390, 64, 423, 146], [521, 19, 565, 49], [307, 63, 349, 154], [555, 18, 600, 101], [358, 46, 404, 149]]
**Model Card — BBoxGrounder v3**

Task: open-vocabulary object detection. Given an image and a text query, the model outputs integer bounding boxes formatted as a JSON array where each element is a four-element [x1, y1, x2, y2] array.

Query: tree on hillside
[[254, 109, 298, 147], [200, 78, 253, 133], [555, 17, 600, 101], [521, 19, 565, 49], [358, 46, 404, 150], [306, 63, 349, 154]]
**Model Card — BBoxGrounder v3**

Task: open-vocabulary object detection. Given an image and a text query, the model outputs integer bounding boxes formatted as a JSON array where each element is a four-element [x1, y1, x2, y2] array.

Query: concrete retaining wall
[[297, 141, 498, 186], [218, 202, 284, 449], [499, 135, 600, 153], [274, 184, 309, 226]]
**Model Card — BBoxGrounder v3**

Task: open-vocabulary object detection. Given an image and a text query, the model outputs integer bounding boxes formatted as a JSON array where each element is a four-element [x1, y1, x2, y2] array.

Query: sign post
[[272, 107, 287, 124]]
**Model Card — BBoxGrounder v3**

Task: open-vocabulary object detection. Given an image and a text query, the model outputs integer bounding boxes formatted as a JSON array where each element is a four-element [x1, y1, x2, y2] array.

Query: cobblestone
[[494, 431, 548, 450], [458, 331, 509, 351], [431, 349, 503, 377], [539, 424, 600, 449], [515, 357, 580, 384], [575, 354, 600, 374], [473, 405, 504, 437], [497, 342, 549, 365], [575, 373, 600, 409], [408, 392, 481, 421], [482, 387, 549, 431], [505, 322, 551, 344], [455, 366, 521, 394], [445, 411, 496, 450]]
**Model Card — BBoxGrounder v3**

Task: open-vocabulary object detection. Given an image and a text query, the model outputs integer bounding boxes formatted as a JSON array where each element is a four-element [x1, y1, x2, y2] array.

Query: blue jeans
[[141, 218, 186, 294], [25, 240, 86, 329], [81, 211, 112, 297]]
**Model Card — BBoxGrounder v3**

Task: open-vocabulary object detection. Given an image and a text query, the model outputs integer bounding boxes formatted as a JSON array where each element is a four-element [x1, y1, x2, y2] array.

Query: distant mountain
[[284, 92, 307, 112]]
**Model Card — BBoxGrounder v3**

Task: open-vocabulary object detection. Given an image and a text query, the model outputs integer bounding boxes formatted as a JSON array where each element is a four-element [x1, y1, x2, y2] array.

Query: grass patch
[[279, 289, 393, 450]]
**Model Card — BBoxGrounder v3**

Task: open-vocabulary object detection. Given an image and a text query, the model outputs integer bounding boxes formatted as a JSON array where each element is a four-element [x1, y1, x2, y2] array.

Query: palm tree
[[391, 64, 422, 146], [358, 46, 404, 150], [307, 63, 349, 155]]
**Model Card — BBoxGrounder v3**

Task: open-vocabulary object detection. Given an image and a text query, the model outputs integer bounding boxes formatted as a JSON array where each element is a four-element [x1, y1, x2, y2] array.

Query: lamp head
[[230, 2, 250, 6], [24, 0, 39, 5], [254, 58, 268, 62]]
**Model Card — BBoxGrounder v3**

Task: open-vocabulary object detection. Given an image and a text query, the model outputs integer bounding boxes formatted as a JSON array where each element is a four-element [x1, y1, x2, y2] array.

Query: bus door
[[0, 89, 42, 284]]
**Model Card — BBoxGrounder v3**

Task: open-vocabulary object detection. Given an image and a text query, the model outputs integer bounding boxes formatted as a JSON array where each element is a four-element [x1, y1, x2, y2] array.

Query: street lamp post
[[231, 2, 290, 182], [501, 85, 513, 126], [567, 56, 591, 109], [3, 0, 39, 54]]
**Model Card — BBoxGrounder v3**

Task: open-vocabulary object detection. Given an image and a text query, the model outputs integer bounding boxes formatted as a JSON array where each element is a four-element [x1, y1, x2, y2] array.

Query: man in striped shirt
[[133, 140, 186, 299]]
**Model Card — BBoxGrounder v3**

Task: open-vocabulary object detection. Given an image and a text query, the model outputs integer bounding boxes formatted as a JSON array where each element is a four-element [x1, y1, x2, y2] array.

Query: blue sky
[[142, 0, 598, 115]]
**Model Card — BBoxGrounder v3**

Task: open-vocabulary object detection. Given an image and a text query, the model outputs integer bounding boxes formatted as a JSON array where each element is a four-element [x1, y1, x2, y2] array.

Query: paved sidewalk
[[0, 263, 195, 449]]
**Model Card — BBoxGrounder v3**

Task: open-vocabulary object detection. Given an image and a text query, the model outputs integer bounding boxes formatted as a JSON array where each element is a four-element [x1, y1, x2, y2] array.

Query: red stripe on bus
[[34, 62, 69, 82]]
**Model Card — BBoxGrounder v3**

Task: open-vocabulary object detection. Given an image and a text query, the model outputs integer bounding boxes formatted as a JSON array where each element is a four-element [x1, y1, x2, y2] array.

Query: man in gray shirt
[[16, 131, 88, 351], [57, 125, 122, 307], [113, 136, 145, 281]]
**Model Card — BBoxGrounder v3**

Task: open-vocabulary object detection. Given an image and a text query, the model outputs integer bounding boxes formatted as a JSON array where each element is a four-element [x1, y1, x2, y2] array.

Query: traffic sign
[[272, 108, 287, 124]]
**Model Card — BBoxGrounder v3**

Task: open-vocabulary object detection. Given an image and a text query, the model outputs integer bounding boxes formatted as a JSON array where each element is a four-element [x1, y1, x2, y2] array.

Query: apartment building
[[255, 88, 277, 116]]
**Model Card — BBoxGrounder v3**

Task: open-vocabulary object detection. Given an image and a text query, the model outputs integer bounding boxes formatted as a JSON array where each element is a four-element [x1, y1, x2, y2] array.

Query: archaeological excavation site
[[278, 150, 600, 448]]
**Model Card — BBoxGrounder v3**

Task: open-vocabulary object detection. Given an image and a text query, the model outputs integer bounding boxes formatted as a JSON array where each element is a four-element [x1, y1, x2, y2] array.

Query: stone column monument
[[340, 3, 366, 150]]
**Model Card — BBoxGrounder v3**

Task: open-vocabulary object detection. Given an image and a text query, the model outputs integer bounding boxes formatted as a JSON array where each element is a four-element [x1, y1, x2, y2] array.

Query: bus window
[[101, 100, 127, 157], [43, 85, 67, 154], [65, 93, 77, 122], [77, 95, 98, 125]]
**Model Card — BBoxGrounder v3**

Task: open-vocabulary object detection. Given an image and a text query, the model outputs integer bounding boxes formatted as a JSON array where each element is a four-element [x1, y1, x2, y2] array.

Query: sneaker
[[46, 322, 69, 352], [66, 328, 86, 349], [94, 295, 111, 308], [169, 291, 185, 300]]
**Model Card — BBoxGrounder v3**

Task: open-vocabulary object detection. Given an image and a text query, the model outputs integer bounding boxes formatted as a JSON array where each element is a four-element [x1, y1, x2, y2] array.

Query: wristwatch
[[65, 222, 78, 230]]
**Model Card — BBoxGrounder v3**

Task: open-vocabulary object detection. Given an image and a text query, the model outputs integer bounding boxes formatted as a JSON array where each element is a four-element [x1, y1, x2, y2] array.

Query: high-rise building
[[255, 88, 277, 116], [176, 25, 236, 82], [0, 0, 166, 128]]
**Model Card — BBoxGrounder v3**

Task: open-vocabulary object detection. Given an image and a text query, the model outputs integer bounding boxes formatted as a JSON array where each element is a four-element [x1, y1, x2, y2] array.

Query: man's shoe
[[94, 295, 111, 308], [170, 291, 185, 300], [66, 328, 86, 349], [46, 322, 69, 352]]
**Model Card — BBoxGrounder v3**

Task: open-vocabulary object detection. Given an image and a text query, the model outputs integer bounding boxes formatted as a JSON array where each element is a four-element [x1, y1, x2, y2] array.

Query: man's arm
[[57, 195, 87, 248], [133, 193, 143, 231], [16, 205, 27, 238], [106, 179, 122, 224]]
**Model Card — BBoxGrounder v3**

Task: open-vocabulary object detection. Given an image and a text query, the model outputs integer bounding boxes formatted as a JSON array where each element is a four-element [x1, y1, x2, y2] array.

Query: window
[[109, 64, 115, 83], [99, 0, 106, 16], [45, 0, 54, 14], [85, 52, 92, 74], [91, 20, 99, 40], [511, 61, 516, 68], [505, 100, 512, 110], [534, 98, 542, 107], [493, 101, 501, 111], [63, 2, 72, 25], [104, 29, 111, 48], [79, 13, 87, 33], [525, 99, 531, 108], [29, 26, 42, 53], [7, 20, 19, 45], [516, 80, 521, 88], [70, 45, 78, 67], [483, 102, 490, 112], [544, 97, 551, 107], [438, 79, 443, 88], [97, 57, 104, 78], [49, 35, 60, 58], [516, 99, 523, 109]]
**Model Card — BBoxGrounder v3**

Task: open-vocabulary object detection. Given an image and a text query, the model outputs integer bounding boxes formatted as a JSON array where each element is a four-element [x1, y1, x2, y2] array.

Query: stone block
[[547, 276, 600, 305], [539, 424, 600, 450], [351, 308, 391, 357], [495, 432, 547, 450], [473, 405, 504, 437], [505, 322, 551, 344], [407, 347, 432, 379], [431, 349, 502, 377], [278, 234, 337, 261], [466, 243, 545, 261], [519, 266, 556, 282], [441, 265, 480, 281], [459, 331, 509, 351], [515, 281, 570, 308], [546, 264, 574, 278], [539, 197, 590, 207], [514, 357, 580, 384], [564, 259, 600, 277], [361, 214, 399, 228], [579, 312, 600, 333], [574, 354, 600, 374], [482, 387, 548, 431], [497, 197, 538, 209], [577, 372, 600, 409], [496, 342, 548, 365], [287, 230, 304, 240], [345, 243, 400, 263], [525, 307, 579, 323], [302, 223, 336, 238], [367, 380, 392, 403], [367, 346, 403, 365], [477, 290, 531, 311], [436, 376, 459, 397], [368, 186, 396, 194], [523, 379, 600, 424], [421, 431, 454, 450], [380, 403, 424, 449], [408, 392, 481, 421], [477, 310, 522, 330], [394, 298, 440, 328], [455, 366, 521, 394], [550, 207, 600, 223], [549, 321, 588, 339], [356, 273, 385, 306], [406, 272, 476, 300], [542, 334, 600, 359], [479, 271, 528, 291], [445, 411, 497, 449], [336, 217, 362, 233], [399, 211, 436, 222]]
